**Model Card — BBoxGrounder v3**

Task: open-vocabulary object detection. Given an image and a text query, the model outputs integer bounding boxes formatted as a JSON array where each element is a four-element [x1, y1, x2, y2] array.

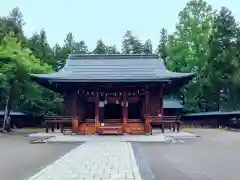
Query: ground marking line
[[27, 142, 87, 180]]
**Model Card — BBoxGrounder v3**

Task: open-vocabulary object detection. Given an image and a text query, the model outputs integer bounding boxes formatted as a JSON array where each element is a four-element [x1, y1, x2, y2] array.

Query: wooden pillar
[[72, 92, 79, 133], [122, 92, 128, 133], [141, 97, 145, 121], [95, 91, 100, 133], [145, 90, 150, 116], [45, 121, 49, 133], [145, 90, 151, 134], [77, 94, 84, 132], [160, 84, 164, 115], [63, 93, 72, 116], [159, 84, 165, 133]]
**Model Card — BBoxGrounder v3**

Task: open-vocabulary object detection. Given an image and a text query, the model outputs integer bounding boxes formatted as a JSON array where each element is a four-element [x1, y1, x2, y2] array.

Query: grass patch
[[214, 128, 228, 132], [182, 128, 198, 132]]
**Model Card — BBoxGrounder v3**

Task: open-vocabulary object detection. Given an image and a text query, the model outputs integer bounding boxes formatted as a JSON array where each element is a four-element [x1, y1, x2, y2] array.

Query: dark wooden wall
[[149, 86, 162, 116]]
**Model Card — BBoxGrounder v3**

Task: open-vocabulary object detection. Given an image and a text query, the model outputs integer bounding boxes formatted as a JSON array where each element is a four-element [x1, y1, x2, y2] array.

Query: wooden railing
[[146, 116, 182, 133], [85, 119, 95, 123], [127, 119, 142, 123], [45, 116, 72, 133], [101, 119, 122, 123]]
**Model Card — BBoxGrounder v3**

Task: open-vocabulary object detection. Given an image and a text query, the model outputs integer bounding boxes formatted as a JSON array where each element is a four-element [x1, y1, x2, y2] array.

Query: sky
[[0, 0, 239, 51]]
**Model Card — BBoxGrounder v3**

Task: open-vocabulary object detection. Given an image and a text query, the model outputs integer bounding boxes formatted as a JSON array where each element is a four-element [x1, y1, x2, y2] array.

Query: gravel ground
[[133, 129, 240, 180], [0, 133, 80, 180]]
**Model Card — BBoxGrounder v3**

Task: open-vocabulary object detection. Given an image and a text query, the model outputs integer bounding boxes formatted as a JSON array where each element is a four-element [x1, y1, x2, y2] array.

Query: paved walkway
[[29, 130, 197, 143], [27, 142, 142, 180]]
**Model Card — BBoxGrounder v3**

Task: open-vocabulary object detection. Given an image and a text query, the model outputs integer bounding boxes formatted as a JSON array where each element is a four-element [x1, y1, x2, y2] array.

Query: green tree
[[64, 32, 75, 50], [0, 34, 52, 130], [27, 29, 55, 67], [166, 0, 214, 112], [156, 28, 168, 61], [52, 43, 65, 70], [206, 7, 240, 110], [106, 45, 120, 54], [93, 39, 107, 54], [56, 32, 76, 69], [121, 30, 143, 54], [143, 39, 153, 54], [0, 7, 25, 42], [74, 40, 88, 54]]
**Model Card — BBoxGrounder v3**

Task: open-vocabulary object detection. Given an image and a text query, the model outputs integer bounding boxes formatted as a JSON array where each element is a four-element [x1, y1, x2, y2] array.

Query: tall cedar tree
[[207, 7, 240, 110]]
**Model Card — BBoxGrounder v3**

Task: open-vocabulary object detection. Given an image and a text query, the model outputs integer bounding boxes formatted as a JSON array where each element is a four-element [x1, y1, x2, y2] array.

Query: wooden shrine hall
[[31, 54, 194, 135]]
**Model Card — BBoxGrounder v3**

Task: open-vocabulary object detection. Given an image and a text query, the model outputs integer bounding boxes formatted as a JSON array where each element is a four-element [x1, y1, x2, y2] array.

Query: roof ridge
[[68, 54, 158, 60]]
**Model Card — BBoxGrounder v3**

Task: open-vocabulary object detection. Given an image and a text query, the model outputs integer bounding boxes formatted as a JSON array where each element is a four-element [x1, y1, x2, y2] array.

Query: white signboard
[[99, 101, 105, 107]]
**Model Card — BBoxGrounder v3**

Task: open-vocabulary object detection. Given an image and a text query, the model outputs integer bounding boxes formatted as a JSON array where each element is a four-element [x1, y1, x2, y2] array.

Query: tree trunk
[[3, 96, 10, 131], [3, 88, 12, 132]]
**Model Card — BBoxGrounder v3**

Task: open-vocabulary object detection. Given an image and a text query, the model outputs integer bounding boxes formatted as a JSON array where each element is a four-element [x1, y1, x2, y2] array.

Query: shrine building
[[31, 54, 194, 135]]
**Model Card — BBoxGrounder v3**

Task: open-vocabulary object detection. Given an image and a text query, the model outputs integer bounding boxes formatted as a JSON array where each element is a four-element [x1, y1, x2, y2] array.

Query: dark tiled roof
[[0, 111, 26, 116], [31, 54, 194, 82], [163, 99, 183, 109], [183, 110, 240, 117]]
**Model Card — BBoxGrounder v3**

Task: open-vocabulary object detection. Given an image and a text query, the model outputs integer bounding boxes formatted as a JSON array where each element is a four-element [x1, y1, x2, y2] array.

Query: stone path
[[27, 142, 142, 180], [29, 130, 197, 143], [44, 134, 168, 143]]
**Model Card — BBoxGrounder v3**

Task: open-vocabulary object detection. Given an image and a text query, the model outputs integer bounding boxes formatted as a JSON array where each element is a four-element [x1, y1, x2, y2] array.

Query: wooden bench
[[127, 119, 143, 123], [45, 116, 72, 133], [148, 116, 182, 133], [130, 126, 145, 134], [126, 120, 145, 134]]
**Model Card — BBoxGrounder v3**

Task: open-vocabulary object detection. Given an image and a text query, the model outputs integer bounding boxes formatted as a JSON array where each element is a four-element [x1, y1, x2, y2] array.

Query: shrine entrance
[[128, 102, 141, 119], [101, 96, 122, 122], [104, 103, 122, 120]]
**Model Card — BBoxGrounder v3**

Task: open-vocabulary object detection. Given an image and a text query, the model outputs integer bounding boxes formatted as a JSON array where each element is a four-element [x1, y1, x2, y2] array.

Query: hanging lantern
[[116, 100, 119, 104]]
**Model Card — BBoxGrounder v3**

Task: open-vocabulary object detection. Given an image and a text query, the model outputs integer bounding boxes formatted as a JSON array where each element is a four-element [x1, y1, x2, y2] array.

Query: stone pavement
[[27, 142, 142, 180], [29, 130, 197, 143]]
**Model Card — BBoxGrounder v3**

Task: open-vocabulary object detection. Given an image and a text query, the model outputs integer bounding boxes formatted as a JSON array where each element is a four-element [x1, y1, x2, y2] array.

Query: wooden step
[[97, 124, 123, 135]]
